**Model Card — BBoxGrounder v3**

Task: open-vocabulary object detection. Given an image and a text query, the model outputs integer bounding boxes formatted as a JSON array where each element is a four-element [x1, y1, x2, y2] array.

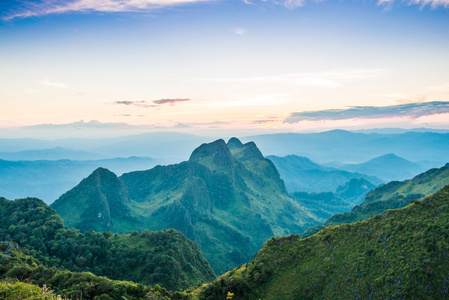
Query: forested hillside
[[191, 184, 449, 299], [0, 197, 215, 291]]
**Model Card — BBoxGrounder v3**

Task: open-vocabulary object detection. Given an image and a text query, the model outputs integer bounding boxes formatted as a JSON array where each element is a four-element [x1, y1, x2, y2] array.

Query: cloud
[[252, 119, 281, 124], [3, 0, 213, 20], [204, 69, 388, 88], [153, 98, 190, 105], [38, 78, 70, 89], [284, 101, 449, 123], [113, 100, 156, 108], [113, 98, 190, 107], [377, 0, 449, 9], [233, 28, 246, 36]]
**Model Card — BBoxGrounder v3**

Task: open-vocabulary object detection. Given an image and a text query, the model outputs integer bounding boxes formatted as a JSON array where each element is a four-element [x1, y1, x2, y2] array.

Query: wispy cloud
[[38, 78, 70, 89], [204, 69, 388, 88], [113, 100, 156, 108], [284, 101, 449, 123], [377, 0, 449, 9], [4, 0, 448, 20], [153, 98, 190, 105], [233, 28, 246, 36], [3, 0, 213, 20], [113, 98, 191, 107]]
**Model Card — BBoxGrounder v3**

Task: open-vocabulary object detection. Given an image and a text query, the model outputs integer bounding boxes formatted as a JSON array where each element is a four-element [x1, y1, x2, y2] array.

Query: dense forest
[[0, 197, 215, 291]]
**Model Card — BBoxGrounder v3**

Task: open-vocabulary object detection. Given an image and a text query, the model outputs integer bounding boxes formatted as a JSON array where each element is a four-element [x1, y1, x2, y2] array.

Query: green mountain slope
[[326, 163, 449, 226], [267, 154, 382, 193], [51, 167, 137, 233], [0, 197, 215, 291], [53, 138, 321, 275], [191, 184, 449, 299]]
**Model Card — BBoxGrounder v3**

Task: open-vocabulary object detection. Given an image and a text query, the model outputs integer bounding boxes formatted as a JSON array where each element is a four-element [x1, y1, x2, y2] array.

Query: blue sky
[[1, 0, 448, 137]]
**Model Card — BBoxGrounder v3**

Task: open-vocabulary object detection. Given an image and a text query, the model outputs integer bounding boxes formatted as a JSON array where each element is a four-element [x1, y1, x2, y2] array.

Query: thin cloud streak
[[3, 0, 212, 20], [202, 69, 388, 88], [284, 101, 449, 123], [4, 0, 449, 20], [38, 79, 70, 89], [113, 99, 191, 107]]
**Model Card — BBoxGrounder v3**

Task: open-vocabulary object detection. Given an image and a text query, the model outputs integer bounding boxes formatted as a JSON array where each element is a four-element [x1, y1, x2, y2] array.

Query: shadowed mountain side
[[52, 138, 321, 275]]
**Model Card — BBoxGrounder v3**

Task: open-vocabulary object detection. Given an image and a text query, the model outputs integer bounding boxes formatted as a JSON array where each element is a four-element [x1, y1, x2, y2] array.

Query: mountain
[[326, 163, 449, 226], [337, 153, 429, 182], [0, 132, 211, 163], [243, 130, 449, 164], [0, 197, 215, 291], [267, 154, 382, 193], [51, 167, 135, 233], [0, 157, 157, 203], [191, 184, 449, 299], [52, 138, 321, 275], [335, 177, 376, 204]]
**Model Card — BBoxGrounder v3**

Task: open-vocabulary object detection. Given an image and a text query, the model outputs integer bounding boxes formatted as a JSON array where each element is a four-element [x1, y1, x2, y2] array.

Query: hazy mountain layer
[[0, 157, 157, 203], [244, 130, 449, 163], [191, 184, 449, 299], [52, 138, 321, 275], [326, 163, 449, 226], [335, 153, 430, 182], [0, 197, 215, 291], [268, 154, 382, 193]]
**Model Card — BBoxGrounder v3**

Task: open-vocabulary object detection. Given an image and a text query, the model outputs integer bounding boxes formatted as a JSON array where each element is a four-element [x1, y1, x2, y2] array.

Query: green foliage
[[192, 184, 449, 299], [0, 197, 215, 291], [0, 247, 179, 299], [0, 280, 61, 299], [326, 163, 449, 226]]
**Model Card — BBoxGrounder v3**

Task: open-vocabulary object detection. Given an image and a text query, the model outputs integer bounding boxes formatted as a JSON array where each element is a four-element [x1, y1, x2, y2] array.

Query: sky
[[1, 0, 449, 138]]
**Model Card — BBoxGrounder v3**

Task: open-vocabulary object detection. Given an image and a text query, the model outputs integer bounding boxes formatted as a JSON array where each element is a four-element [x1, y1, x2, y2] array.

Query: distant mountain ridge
[[52, 138, 321, 275], [268, 154, 382, 193], [335, 153, 429, 181], [0, 157, 157, 203]]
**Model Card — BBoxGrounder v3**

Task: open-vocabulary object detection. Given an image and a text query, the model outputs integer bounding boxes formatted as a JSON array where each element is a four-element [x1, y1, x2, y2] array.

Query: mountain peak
[[189, 139, 235, 167], [227, 137, 243, 149]]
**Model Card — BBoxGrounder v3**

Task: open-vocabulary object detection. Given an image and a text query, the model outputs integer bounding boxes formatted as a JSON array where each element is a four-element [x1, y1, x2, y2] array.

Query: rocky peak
[[227, 137, 244, 149], [189, 139, 236, 167]]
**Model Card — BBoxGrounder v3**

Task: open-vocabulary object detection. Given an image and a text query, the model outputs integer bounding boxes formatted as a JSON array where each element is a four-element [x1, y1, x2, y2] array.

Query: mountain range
[[0, 157, 157, 203], [1, 129, 448, 164], [51, 138, 321, 275], [330, 153, 434, 182], [268, 154, 382, 193]]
